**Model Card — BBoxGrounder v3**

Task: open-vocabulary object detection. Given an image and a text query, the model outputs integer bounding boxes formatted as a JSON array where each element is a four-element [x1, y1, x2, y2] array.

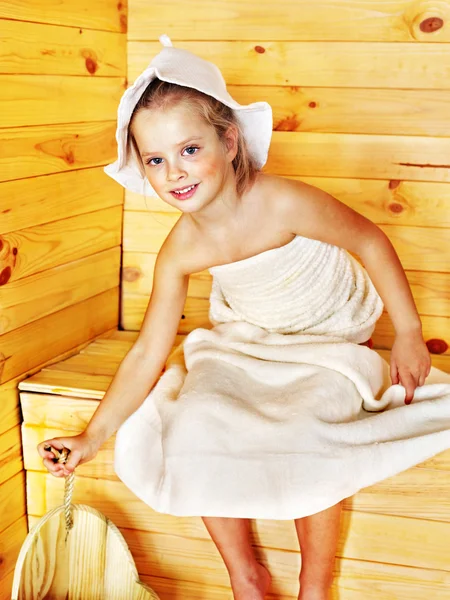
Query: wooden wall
[[121, 0, 450, 364], [0, 1, 127, 594]]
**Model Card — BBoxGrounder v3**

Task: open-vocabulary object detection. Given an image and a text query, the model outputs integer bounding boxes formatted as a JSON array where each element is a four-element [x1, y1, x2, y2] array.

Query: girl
[[38, 36, 450, 600]]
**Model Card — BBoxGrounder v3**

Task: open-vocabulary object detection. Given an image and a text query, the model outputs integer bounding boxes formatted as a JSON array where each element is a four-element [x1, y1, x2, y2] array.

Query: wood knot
[[426, 338, 448, 354], [254, 46, 265, 54], [181, 314, 186, 319], [274, 115, 300, 131], [85, 57, 98, 74], [122, 267, 141, 282], [0, 267, 11, 286], [81, 49, 98, 75], [420, 17, 444, 33], [308, 101, 317, 108], [388, 202, 404, 214], [388, 180, 401, 190]]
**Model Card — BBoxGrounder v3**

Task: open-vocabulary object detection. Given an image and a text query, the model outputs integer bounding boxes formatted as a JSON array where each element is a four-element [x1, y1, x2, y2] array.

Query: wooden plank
[[0, 121, 117, 182], [0, 471, 26, 535], [0, 426, 23, 487], [125, 176, 450, 229], [1, 75, 126, 128], [0, 570, 14, 600], [128, 0, 450, 43], [266, 132, 450, 183], [0, 287, 119, 384], [0, 379, 21, 437], [3, 0, 127, 32], [1, 20, 126, 76], [129, 41, 450, 90], [0, 167, 122, 235], [1, 248, 121, 335], [0, 517, 28, 593], [0, 206, 122, 282]]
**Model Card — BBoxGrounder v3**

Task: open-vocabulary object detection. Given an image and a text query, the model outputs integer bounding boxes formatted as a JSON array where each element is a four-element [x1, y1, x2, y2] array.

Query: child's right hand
[[37, 432, 101, 477]]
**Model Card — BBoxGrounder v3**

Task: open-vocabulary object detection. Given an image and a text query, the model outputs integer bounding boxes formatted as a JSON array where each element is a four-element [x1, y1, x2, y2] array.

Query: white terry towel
[[114, 235, 450, 519]]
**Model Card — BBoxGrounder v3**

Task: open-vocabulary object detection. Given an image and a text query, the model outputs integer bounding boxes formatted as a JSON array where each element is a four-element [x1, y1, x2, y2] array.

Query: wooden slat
[[0, 206, 121, 282], [1, 248, 121, 335], [0, 379, 21, 438], [128, 0, 450, 43], [0, 167, 122, 235], [0, 517, 28, 593], [267, 133, 450, 183], [0, 287, 119, 384], [0, 121, 117, 182], [1, 75, 126, 128], [2, 0, 127, 32], [129, 41, 450, 90], [125, 176, 450, 229], [1, 20, 126, 76], [0, 570, 14, 600], [0, 471, 26, 535], [0, 426, 23, 487]]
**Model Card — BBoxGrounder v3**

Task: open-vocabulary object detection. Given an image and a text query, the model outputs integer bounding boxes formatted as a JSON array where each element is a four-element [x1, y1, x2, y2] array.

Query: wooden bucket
[[11, 446, 160, 599]]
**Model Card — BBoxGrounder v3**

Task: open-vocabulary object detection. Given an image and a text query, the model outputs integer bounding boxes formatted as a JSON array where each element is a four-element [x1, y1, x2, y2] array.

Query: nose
[[166, 159, 187, 182]]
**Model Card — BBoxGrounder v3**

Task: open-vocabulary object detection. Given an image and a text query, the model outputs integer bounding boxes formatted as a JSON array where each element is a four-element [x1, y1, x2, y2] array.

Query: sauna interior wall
[[122, 2, 450, 362], [0, 2, 127, 593]]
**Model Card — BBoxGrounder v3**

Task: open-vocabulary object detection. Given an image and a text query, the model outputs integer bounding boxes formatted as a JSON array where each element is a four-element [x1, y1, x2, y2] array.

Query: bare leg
[[294, 500, 343, 600], [201, 516, 272, 599]]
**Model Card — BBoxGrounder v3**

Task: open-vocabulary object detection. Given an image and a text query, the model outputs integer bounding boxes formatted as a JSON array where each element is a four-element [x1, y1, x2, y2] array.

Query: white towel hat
[[103, 34, 273, 197]]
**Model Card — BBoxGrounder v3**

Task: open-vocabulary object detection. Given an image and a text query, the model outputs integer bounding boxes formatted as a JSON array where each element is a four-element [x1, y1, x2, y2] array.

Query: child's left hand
[[390, 330, 431, 404]]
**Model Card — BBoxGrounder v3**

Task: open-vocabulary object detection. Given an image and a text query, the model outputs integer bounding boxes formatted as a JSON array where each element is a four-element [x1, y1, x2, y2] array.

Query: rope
[[44, 445, 74, 542]]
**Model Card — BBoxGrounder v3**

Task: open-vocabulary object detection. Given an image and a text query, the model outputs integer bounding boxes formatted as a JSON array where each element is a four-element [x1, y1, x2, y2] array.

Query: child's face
[[130, 103, 237, 211]]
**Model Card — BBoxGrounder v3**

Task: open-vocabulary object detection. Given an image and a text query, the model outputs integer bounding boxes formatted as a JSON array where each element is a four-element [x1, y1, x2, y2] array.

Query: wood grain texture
[[1, 20, 126, 76], [12, 505, 158, 599], [129, 41, 450, 89], [3, 0, 127, 32], [128, 0, 450, 42]]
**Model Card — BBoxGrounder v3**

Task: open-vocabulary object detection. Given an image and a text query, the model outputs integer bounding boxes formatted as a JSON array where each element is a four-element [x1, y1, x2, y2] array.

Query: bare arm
[[277, 178, 431, 401], [84, 242, 189, 446]]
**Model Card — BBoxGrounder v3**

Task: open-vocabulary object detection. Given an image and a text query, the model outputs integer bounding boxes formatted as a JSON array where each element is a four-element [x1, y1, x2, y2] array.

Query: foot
[[230, 562, 272, 600]]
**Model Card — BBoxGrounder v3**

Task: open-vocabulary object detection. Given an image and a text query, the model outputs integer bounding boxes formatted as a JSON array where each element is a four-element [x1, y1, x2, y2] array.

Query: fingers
[[63, 449, 81, 474], [390, 360, 399, 385], [37, 439, 71, 478], [399, 371, 417, 405]]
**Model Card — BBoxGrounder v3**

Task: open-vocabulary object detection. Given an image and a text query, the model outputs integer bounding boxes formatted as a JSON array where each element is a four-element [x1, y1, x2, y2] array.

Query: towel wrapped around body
[[114, 235, 450, 519]]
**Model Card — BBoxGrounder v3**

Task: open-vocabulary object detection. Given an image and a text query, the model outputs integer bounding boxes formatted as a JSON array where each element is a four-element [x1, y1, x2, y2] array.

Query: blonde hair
[[127, 78, 259, 197]]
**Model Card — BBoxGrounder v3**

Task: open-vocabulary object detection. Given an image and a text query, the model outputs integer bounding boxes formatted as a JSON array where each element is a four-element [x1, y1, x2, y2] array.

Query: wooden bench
[[19, 329, 450, 599]]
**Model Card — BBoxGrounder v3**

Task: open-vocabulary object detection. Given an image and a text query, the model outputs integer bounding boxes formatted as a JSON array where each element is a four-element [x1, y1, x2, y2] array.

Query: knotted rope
[[44, 445, 74, 542]]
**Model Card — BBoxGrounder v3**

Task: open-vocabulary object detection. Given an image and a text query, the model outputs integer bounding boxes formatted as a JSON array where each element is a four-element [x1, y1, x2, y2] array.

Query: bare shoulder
[[260, 175, 381, 254], [156, 215, 212, 276]]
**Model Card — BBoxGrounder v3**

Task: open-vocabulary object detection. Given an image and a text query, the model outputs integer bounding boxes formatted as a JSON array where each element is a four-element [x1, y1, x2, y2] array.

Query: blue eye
[[183, 145, 199, 156], [146, 157, 163, 166], [145, 146, 199, 167]]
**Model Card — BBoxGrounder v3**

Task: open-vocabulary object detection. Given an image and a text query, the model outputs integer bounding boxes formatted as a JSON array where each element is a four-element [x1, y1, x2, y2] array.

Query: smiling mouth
[[170, 183, 199, 199]]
